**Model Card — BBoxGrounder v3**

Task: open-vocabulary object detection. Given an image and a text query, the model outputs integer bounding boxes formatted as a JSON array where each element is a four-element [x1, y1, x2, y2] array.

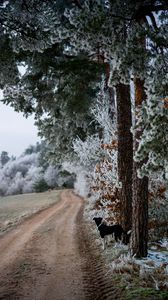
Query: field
[[0, 190, 61, 234]]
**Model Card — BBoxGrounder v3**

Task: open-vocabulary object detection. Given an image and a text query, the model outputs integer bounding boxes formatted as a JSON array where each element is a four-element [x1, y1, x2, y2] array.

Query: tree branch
[[133, 4, 168, 21], [73, 0, 82, 9], [148, 12, 158, 30]]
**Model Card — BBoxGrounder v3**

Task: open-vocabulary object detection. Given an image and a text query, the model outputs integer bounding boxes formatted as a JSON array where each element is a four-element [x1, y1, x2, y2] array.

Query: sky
[[0, 94, 40, 157]]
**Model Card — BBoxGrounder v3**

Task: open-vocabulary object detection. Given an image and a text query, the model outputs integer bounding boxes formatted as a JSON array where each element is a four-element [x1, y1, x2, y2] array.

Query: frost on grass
[[106, 241, 168, 291]]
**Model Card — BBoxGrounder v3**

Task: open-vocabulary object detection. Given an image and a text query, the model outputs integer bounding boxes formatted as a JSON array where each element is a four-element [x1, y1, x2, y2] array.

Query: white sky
[[0, 93, 40, 157], [0, 67, 40, 157]]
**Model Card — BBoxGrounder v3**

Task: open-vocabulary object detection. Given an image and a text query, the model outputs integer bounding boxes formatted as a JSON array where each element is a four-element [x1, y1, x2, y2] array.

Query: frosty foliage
[[148, 180, 168, 239], [0, 153, 42, 196], [89, 84, 119, 221], [91, 79, 116, 143], [0, 36, 19, 88], [43, 165, 60, 188], [2, 1, 64, 52], [0, 146, 71, 196], [73, 134, 102, 169], [74, 171, 90, 197], [135, 53, 168, 180], [37, 110, 91, 165], [63, 1, 168, 189], [62, 161, 90, 197], [63, 0, 149, 83], [64, 80, 119, 218], [108, 250, 168, 291], [1, 0, 167, 184], [61, 83, 105, 197], [109, 253, 138, 274]]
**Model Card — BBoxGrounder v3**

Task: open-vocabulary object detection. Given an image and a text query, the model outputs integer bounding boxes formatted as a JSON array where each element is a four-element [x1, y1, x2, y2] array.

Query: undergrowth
[[88, 215, 168, 300]]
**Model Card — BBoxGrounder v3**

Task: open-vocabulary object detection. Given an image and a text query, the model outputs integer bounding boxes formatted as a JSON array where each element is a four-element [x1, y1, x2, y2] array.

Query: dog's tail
[[127, 230, 132, 235], [122, 229, 132, 244]]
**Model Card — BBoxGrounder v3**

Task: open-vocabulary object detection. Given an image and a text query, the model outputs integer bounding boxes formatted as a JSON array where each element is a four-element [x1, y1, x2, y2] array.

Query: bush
[[33, 179, 49, 193]]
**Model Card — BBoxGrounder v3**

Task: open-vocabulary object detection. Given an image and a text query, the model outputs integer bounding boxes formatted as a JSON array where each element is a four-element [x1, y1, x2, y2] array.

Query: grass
[[106, 272, 168, 300], [105, 248, 168, 299], [125, 287, 168, 300], [0, 190, 62, 234], [89, 221, 168, 299]]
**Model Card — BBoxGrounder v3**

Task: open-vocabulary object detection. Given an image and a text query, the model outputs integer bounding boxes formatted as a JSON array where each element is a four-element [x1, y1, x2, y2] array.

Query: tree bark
[[132, 170, 148, 257], [116, 83, 133, 239], [131, 78, 149, 258]]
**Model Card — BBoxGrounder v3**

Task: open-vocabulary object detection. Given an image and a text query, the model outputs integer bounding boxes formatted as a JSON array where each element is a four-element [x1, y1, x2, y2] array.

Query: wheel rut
[[76, 204, 125, 300]]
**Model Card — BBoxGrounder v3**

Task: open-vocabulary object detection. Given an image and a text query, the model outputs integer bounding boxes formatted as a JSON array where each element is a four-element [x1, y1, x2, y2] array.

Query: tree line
[[0, 143, 74, 196]]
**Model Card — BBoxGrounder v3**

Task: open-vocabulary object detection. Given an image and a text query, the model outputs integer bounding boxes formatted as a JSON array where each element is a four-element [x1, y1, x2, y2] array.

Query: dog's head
[[93, 217, 103, 227]]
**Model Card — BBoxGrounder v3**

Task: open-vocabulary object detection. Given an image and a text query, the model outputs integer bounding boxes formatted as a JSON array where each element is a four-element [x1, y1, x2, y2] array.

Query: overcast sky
[[0, 95, 40, 157]]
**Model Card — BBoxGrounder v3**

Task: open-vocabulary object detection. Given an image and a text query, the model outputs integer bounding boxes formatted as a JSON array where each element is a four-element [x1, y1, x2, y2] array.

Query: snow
[[135, 239, 168, 268]]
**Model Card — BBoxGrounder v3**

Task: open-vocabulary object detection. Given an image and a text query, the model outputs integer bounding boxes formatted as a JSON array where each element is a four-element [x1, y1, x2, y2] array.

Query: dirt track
[[0, 190, 122, 300]]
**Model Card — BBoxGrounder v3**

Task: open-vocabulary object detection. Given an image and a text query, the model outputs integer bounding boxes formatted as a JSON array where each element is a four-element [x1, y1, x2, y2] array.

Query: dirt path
[[0, 190, 121, 300]]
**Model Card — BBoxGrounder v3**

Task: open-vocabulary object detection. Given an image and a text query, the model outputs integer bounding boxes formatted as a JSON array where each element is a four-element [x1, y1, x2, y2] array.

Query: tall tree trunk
[[131, 78, 149, 258], [116, 83, 133, 239]]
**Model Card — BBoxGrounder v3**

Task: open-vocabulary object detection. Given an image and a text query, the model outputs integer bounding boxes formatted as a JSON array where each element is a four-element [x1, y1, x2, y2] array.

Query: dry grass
[[0, 190, 62, 234]]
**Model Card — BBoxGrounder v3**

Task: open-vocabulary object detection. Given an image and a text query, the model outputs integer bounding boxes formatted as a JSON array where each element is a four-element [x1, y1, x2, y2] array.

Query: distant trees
[[0, 151, 10, 166], [33, 178, 49, 193], [0, 143, 74, 196], [0, 151, 42, 196]]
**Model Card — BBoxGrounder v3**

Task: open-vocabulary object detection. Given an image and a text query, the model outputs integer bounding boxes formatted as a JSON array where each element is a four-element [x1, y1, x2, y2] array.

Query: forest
[[0, 0, 168, 262]]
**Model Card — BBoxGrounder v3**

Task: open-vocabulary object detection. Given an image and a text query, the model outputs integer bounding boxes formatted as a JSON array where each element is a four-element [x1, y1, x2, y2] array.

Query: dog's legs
[[110, 234, 115, 244], [105, 235, 109, 247], [114, 234, 120, 248], [119, 240, 122, 246], [114, 233, 118, 243], [107, 235, 112, 244], [102, 238, 106, 250], [118, 234, 122, 246]]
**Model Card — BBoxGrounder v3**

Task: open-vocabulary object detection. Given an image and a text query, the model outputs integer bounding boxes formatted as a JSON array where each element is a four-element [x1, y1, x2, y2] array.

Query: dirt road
[[0, 190, 121, 300]]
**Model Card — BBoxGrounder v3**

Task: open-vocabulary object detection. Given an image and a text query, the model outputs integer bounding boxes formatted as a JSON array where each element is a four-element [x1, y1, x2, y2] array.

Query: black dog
[[93, 217, 130, 249]]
